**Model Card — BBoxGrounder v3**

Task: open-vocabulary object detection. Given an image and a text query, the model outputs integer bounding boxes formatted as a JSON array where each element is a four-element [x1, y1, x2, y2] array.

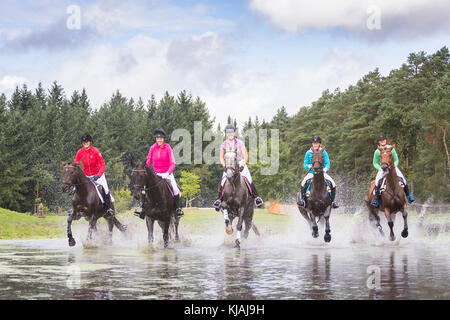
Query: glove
[[308, 164, 312, 169], [239, 160, 245, 167], [92, 174, 100, 181], [239, 166, 244, 172], [161, 172, 169, 179], [323, 168, 328, 173]]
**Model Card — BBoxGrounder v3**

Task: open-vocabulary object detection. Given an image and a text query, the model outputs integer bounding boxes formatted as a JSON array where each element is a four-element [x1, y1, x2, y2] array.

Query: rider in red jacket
[[74, 133, 114, 216]]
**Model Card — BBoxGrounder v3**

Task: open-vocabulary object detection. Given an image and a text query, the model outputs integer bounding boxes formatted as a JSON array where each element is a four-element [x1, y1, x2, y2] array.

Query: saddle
[[371, 176, 405, 195], [304, 178, 332, 200], [221, 177, 253, 197]]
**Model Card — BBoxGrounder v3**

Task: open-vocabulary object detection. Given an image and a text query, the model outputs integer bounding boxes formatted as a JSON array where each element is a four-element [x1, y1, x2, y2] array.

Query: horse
[[219, 146, 260, 248], [297, 149, 332, 242], [129, 160, 180, 248], [61, 162, 127, 247], [364, 145, 409, 241]]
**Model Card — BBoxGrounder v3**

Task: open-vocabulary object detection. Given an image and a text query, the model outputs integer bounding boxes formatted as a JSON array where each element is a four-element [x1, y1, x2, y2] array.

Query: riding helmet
[[81, 133, 93, 143], [378, 136, 388, 142], [154, 129, 166, 139], [312, 135, 322, 143], [224, 124, 235, 133]]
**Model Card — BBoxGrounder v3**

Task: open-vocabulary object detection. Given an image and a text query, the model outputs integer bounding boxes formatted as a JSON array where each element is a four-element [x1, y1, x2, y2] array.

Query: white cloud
[[0, 75, 28, 96], [248, 0, 450, 39]]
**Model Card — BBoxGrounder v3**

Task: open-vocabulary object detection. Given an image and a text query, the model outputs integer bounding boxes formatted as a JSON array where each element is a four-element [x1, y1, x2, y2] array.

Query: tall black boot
[[297, 185, 307, 208], [250, 182, 263, 207], [174, 196, 184, 218], [403, 184, 416, 203], [371, 179, 383, 207], [103, 192, 115, 217], [330, 186, 339, 208]]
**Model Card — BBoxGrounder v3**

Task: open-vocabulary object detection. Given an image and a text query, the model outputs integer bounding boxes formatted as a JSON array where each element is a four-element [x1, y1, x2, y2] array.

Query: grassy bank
[[0, 207, 448, 240]]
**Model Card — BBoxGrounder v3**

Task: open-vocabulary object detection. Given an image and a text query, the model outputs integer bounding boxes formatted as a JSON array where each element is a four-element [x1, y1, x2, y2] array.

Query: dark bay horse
[[61, 162, 127, 247], [219, 147, 260, 248], [365, 145, 409, 241], [130, 160, 180, 248], [297, 149, 332, 242]]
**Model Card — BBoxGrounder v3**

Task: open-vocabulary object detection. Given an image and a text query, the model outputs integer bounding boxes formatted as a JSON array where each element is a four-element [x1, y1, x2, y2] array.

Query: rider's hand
[[92, 174, 100, 181], [161, 172, 169, 179], [323, 168, 328, 173], [239, 166, 244, 172], [308, 164, 312, 169]]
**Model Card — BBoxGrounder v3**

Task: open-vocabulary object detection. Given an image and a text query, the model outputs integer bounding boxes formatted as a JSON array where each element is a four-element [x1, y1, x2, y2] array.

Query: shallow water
[[0, 213, 448, 300]]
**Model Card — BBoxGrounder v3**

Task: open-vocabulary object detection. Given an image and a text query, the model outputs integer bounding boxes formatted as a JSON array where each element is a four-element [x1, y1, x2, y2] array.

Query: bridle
[[62, 165, 87, 189]]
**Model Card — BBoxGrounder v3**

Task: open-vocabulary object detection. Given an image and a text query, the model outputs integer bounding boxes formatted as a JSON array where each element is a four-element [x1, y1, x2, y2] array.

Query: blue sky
[[1, 0, 449, 125]]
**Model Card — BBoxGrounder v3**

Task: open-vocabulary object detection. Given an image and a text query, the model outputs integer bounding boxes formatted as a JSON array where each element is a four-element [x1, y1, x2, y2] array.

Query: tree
[[179, 170, 201, 207]]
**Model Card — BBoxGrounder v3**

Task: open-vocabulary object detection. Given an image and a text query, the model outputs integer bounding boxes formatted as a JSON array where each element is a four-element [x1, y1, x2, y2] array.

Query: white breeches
[[221, 165, 252, 187], [301, 172, 336, 188], [375, 168, 406, 186], [88, 174, 114, 202], [156, 173, 181, 196]]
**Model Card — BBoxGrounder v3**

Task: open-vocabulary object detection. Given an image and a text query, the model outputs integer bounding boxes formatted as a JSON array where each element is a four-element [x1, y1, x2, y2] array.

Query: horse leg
[[174, 217, 180, 242], [310, 213, 319, 238], [67, 209, 76, 247], [87, 216, 98, 242], [111, 216, 127, 233], [401, 207, 408, 238], [243, 217, 252, 239], [222, 207, 233, 235], [163, 220, 170, 248], [324, 207, 331, 243], [235, 208, 245, 248], [105, 217, 114, 246], [384, 209, 395, 241], [145, 216, 155, 244]]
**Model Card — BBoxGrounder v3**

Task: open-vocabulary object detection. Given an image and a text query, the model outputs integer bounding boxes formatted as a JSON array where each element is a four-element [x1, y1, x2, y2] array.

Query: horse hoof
[[390, 235, 396, 241], [234, 239, 240, 248], [226, 226, 233, 235], [68, 238, 76, 247], [401, 229, 408, 238], [312, 232, 319, 238], [324, 234, 331, 242]]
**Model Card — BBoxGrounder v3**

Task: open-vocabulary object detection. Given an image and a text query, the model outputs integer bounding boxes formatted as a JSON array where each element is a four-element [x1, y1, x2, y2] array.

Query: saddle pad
[[221, 178, 253, 197]]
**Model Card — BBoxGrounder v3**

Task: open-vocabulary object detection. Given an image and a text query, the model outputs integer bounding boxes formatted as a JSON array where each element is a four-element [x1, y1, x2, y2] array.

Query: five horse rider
[[73, 130, 416, 216]]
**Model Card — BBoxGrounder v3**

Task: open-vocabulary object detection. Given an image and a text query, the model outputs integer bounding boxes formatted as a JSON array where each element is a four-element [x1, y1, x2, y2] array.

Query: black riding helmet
[[378, 136, 388, 142], [312, 135, 322, 143], [224, 124, 235, 133], [154, 129, 166, 139], [81, 133, 93, 143]]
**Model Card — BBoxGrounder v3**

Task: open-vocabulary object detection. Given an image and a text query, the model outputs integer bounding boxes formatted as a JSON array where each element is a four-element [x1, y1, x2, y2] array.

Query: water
[[0, 213, 448, 300]]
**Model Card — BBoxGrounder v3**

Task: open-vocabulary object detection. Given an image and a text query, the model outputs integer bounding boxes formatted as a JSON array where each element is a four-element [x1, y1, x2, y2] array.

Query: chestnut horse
[[61, 162, 127, 247], [364, 145, 409, 241], [297, 149, 332, 242]]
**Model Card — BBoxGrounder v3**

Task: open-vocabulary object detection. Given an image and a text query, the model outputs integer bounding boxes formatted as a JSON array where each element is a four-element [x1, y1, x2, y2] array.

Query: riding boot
[[330, 186, 339, 208], [103, 192, 115, 217], [250, 182, 263, 207], [370, 180, 383, 208], [404, 184, 416, 204], [297, 185, 307, 208], [174, 195, 184, 218], [213, 190, 223, 211]]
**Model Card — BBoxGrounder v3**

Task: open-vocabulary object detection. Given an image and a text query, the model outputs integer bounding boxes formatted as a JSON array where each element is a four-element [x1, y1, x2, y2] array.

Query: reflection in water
[[0, 239, 448, 300]]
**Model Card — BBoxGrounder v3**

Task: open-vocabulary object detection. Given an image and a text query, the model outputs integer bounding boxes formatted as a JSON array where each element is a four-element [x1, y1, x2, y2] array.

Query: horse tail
[[251, 223, 261, 237]]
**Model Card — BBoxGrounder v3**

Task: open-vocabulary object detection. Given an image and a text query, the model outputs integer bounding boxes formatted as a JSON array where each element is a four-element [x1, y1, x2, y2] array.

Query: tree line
[[0, 47, 448, 213]]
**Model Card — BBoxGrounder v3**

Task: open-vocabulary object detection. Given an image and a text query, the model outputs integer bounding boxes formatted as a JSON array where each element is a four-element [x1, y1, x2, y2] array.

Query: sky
[[0, 0, 449, 126]]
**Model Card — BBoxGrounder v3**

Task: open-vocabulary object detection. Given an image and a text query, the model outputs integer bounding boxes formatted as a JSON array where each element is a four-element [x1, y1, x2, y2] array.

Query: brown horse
[[129, 160, 180, 248], [364, 145, 409, 241], [61, 162, 127, 247], [297, 149, 332, 242]]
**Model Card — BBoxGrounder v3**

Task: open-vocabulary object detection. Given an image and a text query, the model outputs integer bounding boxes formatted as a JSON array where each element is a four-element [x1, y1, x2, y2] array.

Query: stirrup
[[213, 199, 221, 211], [407, 195, 416, 203], [176, 208, 184, 218], [297, 199, 306, 208], [331, 202, 339, 209], [106, 208, 115, 217], [255, 197, 263, 207], [370, 197, 379, 208]]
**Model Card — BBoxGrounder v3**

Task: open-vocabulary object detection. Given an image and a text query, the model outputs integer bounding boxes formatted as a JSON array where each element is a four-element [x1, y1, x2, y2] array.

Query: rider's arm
[[220, 148, 225, 168], [167, 145, 176, 174], [392, 148, 399, 167], [323, 150, 331, 172], [74, 149, 82, 166], [96, 149, 105, 177], [373, 150, 381, 171], [303, 151, 312, 170], [146, 145, 154, 167], [240, 145, 248, 166]]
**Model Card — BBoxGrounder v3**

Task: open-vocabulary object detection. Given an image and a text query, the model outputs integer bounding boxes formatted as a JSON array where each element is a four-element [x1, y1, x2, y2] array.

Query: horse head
[[61, 161, 79, 193], [311, 148, 324, 175], [378, 145, 394, 172], [130, 161, 148, 202], [224, 146, 239, 180]]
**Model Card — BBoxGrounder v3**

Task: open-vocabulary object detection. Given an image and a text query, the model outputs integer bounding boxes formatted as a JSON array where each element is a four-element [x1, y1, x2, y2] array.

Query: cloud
[[0, 75, 28, 96], [248, 0, 450, 40]]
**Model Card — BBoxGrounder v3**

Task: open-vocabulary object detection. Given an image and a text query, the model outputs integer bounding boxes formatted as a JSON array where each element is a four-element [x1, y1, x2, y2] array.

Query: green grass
[[0, 206, 448, 240]]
